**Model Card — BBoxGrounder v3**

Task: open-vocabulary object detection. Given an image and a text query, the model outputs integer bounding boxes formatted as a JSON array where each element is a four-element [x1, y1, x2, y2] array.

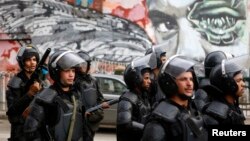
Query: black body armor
[[116, 91, 151, 141], [6, 72, 47, 141], [24, 85, 88, 141], [203, 100, 245, 125], [75, 74, 105, 140], [141, 100, 208, 141]]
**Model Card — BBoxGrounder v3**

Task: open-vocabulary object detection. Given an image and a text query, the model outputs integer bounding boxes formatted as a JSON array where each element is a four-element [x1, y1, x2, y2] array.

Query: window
[[96, 77, 126, 95]]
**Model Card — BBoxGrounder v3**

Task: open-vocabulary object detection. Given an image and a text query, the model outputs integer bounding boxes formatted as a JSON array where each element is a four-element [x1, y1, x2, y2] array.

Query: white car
[[92, 73, 127, 128]]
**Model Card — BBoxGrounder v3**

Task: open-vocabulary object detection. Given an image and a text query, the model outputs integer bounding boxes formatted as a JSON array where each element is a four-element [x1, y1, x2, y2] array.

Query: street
[[0, 119, 116, 141]]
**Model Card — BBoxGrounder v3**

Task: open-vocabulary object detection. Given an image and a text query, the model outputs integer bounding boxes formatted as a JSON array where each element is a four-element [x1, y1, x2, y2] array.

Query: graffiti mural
[[0, 0, 152, 73], [147, 0, 249, 62], [0, 41, 20, 72], [188, 0, 246, 45], [0, 0, 249, 73]]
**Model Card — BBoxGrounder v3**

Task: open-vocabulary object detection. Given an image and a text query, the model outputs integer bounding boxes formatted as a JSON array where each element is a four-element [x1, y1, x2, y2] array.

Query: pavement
[[0, 102, 7, 119], [0, 110, 6, 119]]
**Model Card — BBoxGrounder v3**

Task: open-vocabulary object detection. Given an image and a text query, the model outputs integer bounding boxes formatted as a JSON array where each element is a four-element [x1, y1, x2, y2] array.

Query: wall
[[0, 0, 249, 73]]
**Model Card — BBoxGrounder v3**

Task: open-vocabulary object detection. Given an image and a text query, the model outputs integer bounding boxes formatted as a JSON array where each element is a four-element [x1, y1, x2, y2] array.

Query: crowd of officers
[[5, 45, 247, 141]]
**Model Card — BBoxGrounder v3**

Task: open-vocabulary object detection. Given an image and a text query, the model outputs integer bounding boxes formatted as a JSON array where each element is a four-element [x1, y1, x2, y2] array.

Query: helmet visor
[[162, 55, 196, 78], [222, 60, 242, 75], [132, 53, 157, 69], [226, 54, 250, 70], [78, 62, 88, 73], [57, 52, 86, 70], [152, 42, 168, 55]]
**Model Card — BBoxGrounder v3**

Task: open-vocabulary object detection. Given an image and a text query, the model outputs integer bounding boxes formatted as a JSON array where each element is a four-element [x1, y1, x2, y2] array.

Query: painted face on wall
[[147, 0, 248, 62], [188, 0, 246, 46]]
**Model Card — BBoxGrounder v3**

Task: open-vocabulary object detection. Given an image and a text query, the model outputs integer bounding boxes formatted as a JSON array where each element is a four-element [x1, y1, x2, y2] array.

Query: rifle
[[86, 98, 119, 113], [24, 48, 51, 92]]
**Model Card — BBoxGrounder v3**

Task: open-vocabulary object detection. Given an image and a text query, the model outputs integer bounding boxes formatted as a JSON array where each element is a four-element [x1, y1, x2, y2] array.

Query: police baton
[[132, 121, 144, 130], [86, 98, 119, 113]]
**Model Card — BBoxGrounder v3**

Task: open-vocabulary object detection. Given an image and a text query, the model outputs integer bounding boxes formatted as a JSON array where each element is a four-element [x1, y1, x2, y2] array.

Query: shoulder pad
[[7, 76, 23, 89], [36, 87, 57, 104], [120, 91, 138, 105], [205, 101, 229, 119], [195, 89, 208, 100], [199, 78, 210, 88], [152, 101, 179, 122]]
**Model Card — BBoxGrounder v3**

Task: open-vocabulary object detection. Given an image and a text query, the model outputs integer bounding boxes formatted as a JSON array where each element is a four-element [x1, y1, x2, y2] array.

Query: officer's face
[[175, 71, 194, 97], [160, 55, 167, 65], [60, 68, 76, 86], [24, 56, 37, 73], [79, 63, 87, 74], [141, 72, 151, 91], [234, 73, 245, 97]]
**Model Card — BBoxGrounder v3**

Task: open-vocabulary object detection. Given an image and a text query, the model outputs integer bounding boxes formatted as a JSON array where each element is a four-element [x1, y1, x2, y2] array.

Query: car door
[[95, 75, 127, 128]]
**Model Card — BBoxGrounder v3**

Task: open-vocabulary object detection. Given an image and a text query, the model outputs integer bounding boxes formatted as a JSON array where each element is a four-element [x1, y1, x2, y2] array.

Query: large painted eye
[[149, 10, 178, 32], [149, 10, 178, 41]]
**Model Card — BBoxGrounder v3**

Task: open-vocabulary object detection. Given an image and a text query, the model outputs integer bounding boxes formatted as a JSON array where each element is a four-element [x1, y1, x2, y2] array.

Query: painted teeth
[[201, 16, 236, 29]]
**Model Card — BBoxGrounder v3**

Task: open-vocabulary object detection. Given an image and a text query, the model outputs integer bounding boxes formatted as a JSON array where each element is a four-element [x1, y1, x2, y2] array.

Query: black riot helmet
[[209, 60, 242, 95], [124, 53, 155, 90], [145, 44, 167, 69], [16, 45, 40, 69], [158, 55, 198, 98], [48, 50, 86, 81], [77, 50, 91, 73], [204, 51, 227, 77]]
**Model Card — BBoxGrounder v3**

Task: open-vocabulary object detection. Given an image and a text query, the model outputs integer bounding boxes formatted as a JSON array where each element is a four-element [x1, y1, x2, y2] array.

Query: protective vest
[[24, 87, 86, 141], [76, 75, 100, 109], [148, 100, 208, 141], [204, 100, 245, 125], [117, 91, 151, 141]]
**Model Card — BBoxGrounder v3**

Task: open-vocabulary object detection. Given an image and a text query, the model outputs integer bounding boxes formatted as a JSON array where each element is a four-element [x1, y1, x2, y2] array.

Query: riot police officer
[[116, 55, 152, 141], [75, 50, 110, 141], [202, 51, 228, 87], [195, 51, 227, 111], [6, 45, 44, 141], [24, 50, 88, 141], [202, 60, 246, 125], [141, 55, 208, 141], [145, 46, 167, 107]]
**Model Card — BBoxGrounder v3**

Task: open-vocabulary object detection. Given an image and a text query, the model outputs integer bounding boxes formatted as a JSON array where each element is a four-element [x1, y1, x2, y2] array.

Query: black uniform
[[24, 85, 88, 141], [142, 99, 207, 141], [142, 55, 208, 141], [75, 74, 105, 140], [6, 72, 34, 141], [6, 45, 44, 141], [203, 98, 245, 125], [24, 50, 88, 141], [202, 60, 246, 125], [116, 91, 151, 141], [194, 51, 227, 112], [117, 54, 153, 141]]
